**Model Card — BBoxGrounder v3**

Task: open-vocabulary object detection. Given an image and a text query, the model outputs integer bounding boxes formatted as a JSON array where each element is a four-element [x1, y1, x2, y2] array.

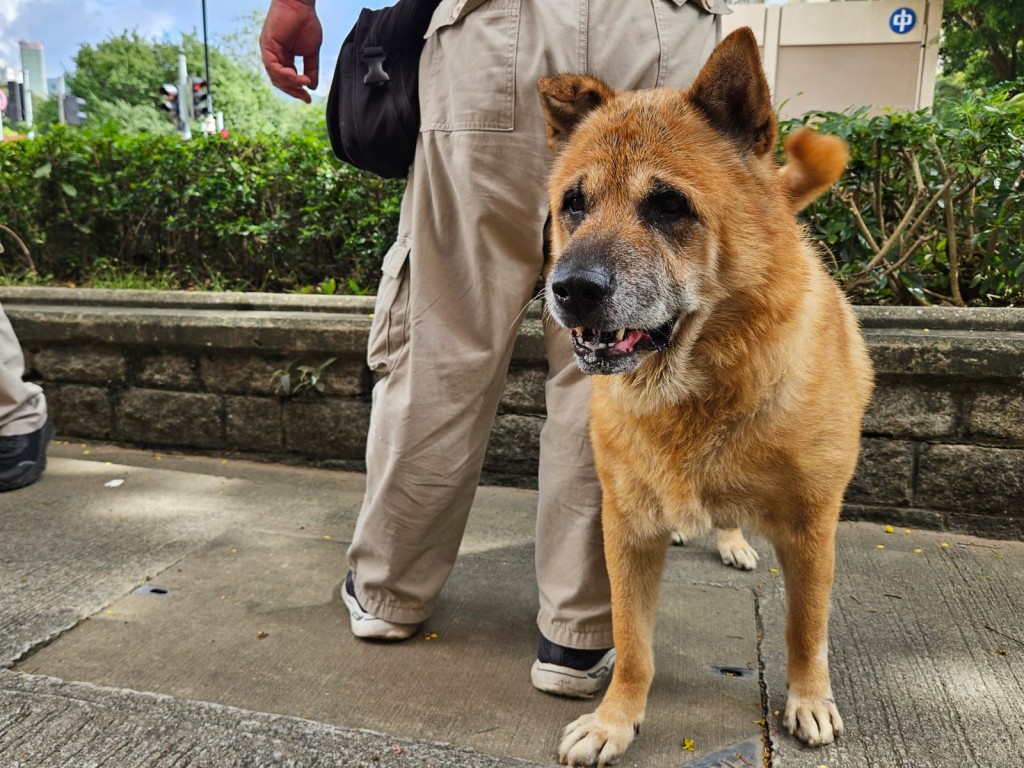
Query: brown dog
[[538, 27, 873, 766]]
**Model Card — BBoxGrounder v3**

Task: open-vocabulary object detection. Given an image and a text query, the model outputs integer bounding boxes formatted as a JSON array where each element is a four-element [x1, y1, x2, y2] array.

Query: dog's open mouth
[[570, 320, 674, 371]]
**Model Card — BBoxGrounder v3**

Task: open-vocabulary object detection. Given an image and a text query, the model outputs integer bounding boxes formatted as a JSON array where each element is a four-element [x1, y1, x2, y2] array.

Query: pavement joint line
[[751, 586, 774, 768]]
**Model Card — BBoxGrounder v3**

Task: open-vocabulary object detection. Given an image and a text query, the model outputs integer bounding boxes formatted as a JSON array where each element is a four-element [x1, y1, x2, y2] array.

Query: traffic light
[[63, 93, 87, 126], [190, 77, 210, 119], [158, 83, 178, 120]]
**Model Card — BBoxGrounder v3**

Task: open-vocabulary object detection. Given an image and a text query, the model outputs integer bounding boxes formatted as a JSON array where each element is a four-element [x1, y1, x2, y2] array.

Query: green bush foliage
[[0, 126, 403, 292], [2, 84, 1022, 305], [789, 81, 1024, 306]]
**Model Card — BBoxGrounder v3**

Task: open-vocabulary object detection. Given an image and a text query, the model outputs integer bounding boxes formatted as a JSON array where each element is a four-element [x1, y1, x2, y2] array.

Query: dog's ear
[[687, 27, 776, 157], [537, 74, 614, 152]]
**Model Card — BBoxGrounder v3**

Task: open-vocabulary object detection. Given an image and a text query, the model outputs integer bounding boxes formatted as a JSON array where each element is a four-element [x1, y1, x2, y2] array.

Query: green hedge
[[0, 126, 403, 292], [2, 84, 1022, 304], [788, 81, 1024, 306]]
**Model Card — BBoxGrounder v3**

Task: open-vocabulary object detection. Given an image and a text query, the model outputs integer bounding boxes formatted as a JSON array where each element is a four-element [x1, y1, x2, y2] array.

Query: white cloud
[[0, 0, 30, 26], [0, 0, 28, 65]]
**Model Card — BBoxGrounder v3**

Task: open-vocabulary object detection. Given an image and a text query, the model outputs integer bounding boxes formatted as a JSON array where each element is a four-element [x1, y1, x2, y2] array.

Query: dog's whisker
[[508, 290, 546, 333]]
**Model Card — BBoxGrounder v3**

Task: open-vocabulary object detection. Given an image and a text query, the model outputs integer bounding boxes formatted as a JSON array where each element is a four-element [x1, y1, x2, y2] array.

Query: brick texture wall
[[3, 288, 1022, 539]]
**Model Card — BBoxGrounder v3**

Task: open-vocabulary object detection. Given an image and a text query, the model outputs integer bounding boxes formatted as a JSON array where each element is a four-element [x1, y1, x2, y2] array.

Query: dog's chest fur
[[589, 373, 796, 539]]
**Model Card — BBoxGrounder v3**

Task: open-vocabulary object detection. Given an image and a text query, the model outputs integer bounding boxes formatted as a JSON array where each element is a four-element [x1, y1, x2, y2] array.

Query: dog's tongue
[[614, 329, 647, 353]]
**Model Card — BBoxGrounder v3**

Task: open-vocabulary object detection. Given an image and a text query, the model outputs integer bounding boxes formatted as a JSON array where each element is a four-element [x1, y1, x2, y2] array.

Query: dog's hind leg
[[558, 500, 668, 767], [671, 527, 759, 571], [716, 527, 759, 570], [771, 507, 845, 746]]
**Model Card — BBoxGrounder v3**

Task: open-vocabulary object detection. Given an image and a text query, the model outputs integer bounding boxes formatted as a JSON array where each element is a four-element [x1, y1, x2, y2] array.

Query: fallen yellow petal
[[681, 738, 695, 752], [876, 544, 885, 550], [885, 525, 894, 534], [940, 542, 950, 548], [914, 548, 924, 554], [323, 534, 332, 540], [769, 567, 778, 574]]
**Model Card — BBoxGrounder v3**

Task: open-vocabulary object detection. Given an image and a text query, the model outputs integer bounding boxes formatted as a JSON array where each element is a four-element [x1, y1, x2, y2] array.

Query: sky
[[0, 0, 386, 99]]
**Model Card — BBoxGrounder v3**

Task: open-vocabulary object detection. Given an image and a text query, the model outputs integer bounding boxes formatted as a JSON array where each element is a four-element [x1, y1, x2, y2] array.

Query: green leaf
[[60, 183, 77, 197], [33, 163, 52, 178]]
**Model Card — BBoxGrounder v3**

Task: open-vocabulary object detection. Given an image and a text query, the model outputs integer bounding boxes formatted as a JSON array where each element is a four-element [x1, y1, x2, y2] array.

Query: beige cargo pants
[[0, 303, 47, 438], [348, 0, 724, 649]]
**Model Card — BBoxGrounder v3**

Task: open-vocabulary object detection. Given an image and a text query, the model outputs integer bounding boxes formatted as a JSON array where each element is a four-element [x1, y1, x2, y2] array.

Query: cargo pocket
[[419, 0, 521, 132], [653, 0, 731, 88], [367, 238, 411, 374]]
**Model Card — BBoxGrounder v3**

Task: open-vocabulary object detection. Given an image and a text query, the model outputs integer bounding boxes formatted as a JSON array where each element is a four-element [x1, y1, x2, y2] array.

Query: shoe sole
[[0, 420, 55, 493], [341, 581, 418, 641], [531, 647, 616, 698]]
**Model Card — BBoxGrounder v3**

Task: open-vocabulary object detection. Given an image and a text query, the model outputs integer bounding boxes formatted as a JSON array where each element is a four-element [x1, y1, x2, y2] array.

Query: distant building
[[725, 0, 943, 117], [19, 41, 46, 98]]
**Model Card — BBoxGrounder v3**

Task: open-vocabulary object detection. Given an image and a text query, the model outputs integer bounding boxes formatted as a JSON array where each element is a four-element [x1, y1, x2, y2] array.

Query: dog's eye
[[644, 190, 694, 221], [562, 191, 586, 220]]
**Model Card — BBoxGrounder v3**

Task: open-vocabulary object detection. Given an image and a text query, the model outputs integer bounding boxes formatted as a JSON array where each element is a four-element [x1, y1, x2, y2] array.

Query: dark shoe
[[341, 571, 419, 640], [531, 634, 615, 698], [0, 419, 55, 492]]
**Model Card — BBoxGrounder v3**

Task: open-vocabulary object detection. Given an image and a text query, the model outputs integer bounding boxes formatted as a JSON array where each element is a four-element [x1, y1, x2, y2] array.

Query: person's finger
[[303, 51, 320, 92], [281, 84, 313, 103], [270, 72, 313, 101], [266, 65, 312, 101], [262, 40, 314, 98]]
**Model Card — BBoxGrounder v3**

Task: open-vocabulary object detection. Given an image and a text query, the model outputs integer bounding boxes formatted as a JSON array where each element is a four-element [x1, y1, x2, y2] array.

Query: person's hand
[[260, 0, 323, 102]]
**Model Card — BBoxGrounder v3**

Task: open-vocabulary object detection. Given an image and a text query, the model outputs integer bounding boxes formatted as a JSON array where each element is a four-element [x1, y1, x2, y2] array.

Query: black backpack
[[326, 0, 441, 179]]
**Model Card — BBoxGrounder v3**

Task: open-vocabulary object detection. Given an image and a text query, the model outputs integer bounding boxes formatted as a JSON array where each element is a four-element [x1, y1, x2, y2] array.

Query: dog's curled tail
[[779, 127, 849, 213]]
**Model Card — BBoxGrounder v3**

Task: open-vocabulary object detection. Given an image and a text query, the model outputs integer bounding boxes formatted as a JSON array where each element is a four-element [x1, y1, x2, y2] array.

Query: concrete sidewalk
[[1, 443, 1022, 768]]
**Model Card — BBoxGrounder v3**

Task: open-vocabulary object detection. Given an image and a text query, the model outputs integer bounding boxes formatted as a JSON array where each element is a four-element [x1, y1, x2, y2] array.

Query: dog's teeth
[[615, 328, 626, 342]]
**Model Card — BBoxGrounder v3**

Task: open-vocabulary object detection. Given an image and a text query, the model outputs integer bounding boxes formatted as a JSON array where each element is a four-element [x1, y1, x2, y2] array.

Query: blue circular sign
[[889, 7, 917, 34]]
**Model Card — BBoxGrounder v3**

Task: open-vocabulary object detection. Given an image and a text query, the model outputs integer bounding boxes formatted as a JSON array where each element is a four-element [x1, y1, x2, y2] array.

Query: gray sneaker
[[342, 571, 419, 641], [0, 420, 55, 493], [531, 635, 616, 698]]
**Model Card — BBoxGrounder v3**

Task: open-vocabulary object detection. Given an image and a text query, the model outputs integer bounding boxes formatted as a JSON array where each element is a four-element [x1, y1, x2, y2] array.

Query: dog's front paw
[[784, 692, 844, 745], [558, 711, 637, 767]]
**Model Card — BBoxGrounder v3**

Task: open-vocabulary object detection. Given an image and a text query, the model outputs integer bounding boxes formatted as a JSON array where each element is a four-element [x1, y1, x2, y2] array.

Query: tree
[[942, 0, 1024, 87], [43, 28, 322, 136]]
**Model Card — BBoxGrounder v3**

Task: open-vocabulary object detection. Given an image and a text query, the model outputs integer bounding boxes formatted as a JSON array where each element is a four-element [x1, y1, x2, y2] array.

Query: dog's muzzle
[[548, 264, 675, 374]]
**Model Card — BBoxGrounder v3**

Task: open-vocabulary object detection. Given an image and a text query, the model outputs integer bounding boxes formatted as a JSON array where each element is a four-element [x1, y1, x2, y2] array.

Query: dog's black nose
[[550, 267, 613, 321]]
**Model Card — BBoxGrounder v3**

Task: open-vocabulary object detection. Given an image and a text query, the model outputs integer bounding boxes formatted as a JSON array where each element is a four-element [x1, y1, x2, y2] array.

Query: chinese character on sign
[[889, 7, 917, 35]]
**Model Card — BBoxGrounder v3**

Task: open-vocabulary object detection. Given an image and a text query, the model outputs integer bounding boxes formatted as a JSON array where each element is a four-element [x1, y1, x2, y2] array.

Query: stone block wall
[[3, 288, 1023, 539], [843, 309, 1024, 538]]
